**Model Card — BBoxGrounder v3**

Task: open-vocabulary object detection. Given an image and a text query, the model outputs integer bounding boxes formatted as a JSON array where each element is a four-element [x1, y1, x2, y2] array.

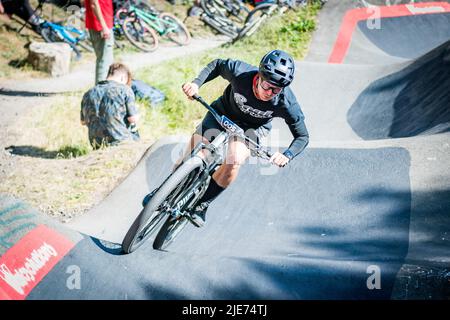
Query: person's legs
[[211, 136, 250, 187], [3, 0, 32, 21], [21, 0, 35, 19], [142, 108, 226, 208], [190, 136, 250, 227], [142, 111, 254, 227], [190, 124, 269, 225], [89, 29, 114, 84], [172, 133, 210, 171], [99, 31, 114, 82], [89, 29, 103, 83]]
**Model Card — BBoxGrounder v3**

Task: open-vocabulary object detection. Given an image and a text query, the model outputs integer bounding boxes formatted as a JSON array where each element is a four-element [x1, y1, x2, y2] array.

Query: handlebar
[[192, 94, 273, 160]]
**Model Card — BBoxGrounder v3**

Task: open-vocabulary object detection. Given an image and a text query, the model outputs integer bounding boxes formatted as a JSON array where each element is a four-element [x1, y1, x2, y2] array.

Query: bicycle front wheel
[[123, 16, 159, 52], [201, 14, 239, 39], [122, 156, 205, 253], [160, 13, 192, 46], [235, 3, 273, 40]]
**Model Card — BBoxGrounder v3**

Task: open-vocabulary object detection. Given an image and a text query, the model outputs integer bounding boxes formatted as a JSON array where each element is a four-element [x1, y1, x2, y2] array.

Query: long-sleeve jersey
[[192, 58, 309, 158]]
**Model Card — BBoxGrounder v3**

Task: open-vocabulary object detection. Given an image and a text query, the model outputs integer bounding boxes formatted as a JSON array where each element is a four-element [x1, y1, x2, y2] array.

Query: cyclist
[[145, 49, 309, 227]]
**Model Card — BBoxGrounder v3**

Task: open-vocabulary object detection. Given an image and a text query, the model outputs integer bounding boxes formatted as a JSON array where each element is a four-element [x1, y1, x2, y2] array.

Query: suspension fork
[[189, 132, 228, 163], [178, 132, 229, 205]]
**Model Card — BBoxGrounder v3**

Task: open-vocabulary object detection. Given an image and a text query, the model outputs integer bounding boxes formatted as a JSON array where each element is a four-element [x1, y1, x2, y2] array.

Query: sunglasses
[[258, 79, 282, 95]]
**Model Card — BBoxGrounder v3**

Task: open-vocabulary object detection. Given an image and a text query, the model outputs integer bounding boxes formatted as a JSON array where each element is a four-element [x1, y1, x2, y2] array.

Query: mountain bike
[[40, 20, 93, 59], [119, 9, 159, 51], [17, 0, 93, 59], [119, 0, 191, 51], [235, 0, 290, 40], [122, 94, 273, 253], [200, 0, 250, 23], [199, 0, 242, 38]]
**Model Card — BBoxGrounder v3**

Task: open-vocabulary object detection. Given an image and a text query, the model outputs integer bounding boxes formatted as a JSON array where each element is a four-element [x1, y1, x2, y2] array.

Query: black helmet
[[259, 50, 295, 87]]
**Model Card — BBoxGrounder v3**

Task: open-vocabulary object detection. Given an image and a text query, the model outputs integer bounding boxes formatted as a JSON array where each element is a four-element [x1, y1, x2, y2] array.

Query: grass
[[0, 17, 42, 79], [0, 0, 96, 79], [1, 3, 322, 221], [57, 144, 90, 159], [0, 0, 66, 79], [16, 93, 90, 154]]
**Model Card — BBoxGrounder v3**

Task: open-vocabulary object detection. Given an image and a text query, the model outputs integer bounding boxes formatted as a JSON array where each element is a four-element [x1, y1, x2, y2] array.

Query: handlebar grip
[[192, 94, 212, 111]]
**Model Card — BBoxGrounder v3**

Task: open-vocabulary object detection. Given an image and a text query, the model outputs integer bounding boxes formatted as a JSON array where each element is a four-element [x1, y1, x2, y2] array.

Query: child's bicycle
[[118, 0, 191, 52], [19, 0, 93, 59], [121, 94, 273, 253], [39, 20, 93, 59]]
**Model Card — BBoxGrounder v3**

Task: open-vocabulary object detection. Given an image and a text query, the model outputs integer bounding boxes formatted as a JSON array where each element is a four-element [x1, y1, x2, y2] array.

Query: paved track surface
[[1, 0, 449, 300]]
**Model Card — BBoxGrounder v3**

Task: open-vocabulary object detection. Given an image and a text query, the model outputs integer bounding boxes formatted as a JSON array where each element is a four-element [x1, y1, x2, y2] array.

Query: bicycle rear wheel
[[123, 16, 159, 52], [122, 156, 205, 253], [41, 26, 82, 60]]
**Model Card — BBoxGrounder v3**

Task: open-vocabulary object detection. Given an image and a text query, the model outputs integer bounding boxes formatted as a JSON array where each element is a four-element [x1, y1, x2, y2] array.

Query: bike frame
[[41, 21, 87, 44], [130, 5, 179, 36], [18, 0, 87, 41], [192, 94, 273, 163]]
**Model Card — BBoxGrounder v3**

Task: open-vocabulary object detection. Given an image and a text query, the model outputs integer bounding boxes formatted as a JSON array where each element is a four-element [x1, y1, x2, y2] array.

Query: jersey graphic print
[[234, 93, 273, 119]]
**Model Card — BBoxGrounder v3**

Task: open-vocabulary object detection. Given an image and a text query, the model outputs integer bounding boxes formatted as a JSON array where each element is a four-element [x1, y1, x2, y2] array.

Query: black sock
[[198, 178, 225, 204]]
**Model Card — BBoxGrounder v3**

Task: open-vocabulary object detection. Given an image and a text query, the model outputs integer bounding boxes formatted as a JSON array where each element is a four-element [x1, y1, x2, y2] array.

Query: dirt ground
[[0, 1, 226, 222]]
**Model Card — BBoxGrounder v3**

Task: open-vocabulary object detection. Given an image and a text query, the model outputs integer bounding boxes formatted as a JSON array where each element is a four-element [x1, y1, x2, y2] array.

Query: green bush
[[56, 144, 90, 159]]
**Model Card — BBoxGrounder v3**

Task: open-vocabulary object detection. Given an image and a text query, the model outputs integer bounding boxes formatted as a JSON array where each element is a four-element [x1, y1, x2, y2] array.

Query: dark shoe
[[30, 17, 46, 35], [32, 23, 43, 35], [142, 188, 158, 207], [189, 201, 210, 228]]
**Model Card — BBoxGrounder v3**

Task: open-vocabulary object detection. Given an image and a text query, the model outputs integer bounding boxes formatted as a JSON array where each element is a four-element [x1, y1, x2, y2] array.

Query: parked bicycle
[[40, 20, 93, 59], [235, 0, 291, 41], [198, 0, 246, 38], [17, 0, 93, 59], [117, 0, 191, 52], [196, 0, 309, 41], [121, 94, 273, 253], [201, 0, 250, 22]]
